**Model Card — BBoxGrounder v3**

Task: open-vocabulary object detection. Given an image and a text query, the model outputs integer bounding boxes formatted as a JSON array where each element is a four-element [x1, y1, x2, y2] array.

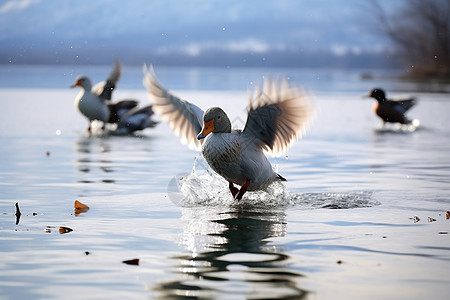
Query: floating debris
[[428, 217, 437, 223], [74, 200, 90, 216], [46, 151, 50, 156], [336, 260, 343, 264], [59, 226, 73, 234], [409, 216, 420, 223], [84, 251, 90, 256], [15, 202, 22, 225], [45, 226, 57, 233], [122, 258, 139, 266], [438, 232, 448, 235], [446, 211, 450, 220]]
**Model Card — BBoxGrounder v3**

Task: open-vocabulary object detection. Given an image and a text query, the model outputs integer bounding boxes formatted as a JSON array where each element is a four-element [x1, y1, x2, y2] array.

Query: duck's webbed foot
[[229, 179, 251, 200]]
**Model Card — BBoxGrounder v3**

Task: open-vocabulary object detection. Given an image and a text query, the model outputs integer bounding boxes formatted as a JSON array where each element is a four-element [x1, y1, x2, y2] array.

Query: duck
[[71, 60, 156, 134], [143, 65, 312, 200], [367, 88, 417, 125], [115, 105, 158, 135]]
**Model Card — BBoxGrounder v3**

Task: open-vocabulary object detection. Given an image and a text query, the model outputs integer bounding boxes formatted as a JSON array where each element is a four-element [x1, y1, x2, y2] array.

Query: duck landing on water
[[71, 60, 157, 135], [366, 88, 420, 130], [144, 65, 313, 200]]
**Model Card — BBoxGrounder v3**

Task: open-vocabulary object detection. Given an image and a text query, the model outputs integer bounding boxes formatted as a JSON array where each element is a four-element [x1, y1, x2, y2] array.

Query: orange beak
[[70, 80, 82, 88], [197, 119, 214, 140]]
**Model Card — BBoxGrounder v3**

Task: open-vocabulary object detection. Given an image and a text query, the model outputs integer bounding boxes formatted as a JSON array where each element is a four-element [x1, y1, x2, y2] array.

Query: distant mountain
[[0, 0, 398, 67]]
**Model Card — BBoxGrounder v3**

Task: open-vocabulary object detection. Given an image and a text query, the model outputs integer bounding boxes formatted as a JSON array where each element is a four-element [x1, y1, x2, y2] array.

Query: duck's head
[[367, 88, 386, 102], [71, 75, 92, 90], [197, 107, 231, 140]]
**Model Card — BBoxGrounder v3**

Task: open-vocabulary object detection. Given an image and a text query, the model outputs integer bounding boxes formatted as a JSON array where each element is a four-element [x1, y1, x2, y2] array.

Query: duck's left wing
[[243, 79, 312, 156], [93, 60, 122, 100], [392, 98, 417, 113], [143, 65, 204, 151]]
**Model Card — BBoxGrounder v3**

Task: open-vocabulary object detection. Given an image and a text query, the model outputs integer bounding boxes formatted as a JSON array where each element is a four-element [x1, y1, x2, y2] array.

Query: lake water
[[0, 65, 449, 299]]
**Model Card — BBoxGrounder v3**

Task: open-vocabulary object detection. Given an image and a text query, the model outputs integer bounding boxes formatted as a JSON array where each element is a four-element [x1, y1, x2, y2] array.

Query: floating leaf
[[122, 258, 139, 266], [74, 200, 90, 216], [446, 211, 450, 220], [15, 202, 22, 225]]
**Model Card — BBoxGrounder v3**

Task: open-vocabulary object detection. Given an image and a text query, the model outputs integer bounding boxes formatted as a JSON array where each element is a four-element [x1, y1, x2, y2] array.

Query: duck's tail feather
[[276, 173, 287, 181]]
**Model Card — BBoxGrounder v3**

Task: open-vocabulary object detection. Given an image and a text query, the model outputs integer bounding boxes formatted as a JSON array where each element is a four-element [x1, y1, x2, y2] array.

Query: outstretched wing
[[93, 60, 122, 100], [393, 98, 416, 113], [143, 65, 204, 151], [243, 78, 312, 157]]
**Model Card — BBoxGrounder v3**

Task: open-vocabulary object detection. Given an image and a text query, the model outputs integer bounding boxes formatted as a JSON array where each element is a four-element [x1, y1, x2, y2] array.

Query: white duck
[[143, 66, 312, 200], [72, 60, 156, 134]]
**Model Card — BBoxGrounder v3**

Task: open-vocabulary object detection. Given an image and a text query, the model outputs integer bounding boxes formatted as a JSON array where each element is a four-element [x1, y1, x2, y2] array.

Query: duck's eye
[[217, 116, 221, 119]]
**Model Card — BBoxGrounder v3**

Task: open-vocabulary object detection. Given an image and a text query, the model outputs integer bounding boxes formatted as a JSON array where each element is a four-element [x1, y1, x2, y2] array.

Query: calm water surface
[[0, 66, 449, 299]]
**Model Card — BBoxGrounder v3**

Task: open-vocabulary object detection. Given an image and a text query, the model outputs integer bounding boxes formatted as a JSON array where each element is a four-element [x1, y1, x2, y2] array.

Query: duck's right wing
[[243, 78, 312, 157], [93, 60, 122, 101], [143, 65, 204, 151]]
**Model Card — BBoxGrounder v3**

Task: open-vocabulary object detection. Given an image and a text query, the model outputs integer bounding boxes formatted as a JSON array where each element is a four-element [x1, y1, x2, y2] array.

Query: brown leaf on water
[[59, 226, 73, 234], [74, 200, 89, 209], [446, 211, 450, 220], [122, 258, 140, 266], [74, 200, 90, 216], [427, 217, 437, 223]]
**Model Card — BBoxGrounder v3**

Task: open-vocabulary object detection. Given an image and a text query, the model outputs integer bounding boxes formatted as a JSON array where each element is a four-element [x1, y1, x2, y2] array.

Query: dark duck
[[367, 88, 418, 126]]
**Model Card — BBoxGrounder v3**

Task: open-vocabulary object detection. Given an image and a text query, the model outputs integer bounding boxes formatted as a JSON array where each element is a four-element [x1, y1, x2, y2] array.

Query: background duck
[[115, 105, 158, 135], [71, 60, 156, 134], [367, 88, 418, 126], [144, 65, 312, 200]]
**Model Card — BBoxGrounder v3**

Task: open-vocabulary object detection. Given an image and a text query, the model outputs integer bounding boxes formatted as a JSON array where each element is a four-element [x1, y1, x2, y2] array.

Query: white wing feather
[[243, 78, 312, 156], [143, 65, 204, 151]]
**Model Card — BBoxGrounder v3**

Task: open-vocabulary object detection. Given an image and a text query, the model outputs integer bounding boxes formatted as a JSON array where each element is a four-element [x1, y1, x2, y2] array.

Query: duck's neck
[[82, 80, 93, 92]]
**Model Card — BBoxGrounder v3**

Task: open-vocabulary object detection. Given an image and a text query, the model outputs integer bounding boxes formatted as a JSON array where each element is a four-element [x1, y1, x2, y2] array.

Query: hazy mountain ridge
[[0, 0, 397, 67]]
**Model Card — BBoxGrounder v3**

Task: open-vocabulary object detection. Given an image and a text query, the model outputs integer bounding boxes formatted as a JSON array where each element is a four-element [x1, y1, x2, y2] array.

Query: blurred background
[[1, 0, 448, 80], [1, 2, 450, 299]]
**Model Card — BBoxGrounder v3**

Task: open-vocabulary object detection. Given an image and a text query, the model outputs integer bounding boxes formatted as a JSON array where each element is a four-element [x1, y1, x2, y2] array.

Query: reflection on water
[[72, 133, 165, 197], [75, 137, 116, 187], [155, 207, 308, 299]]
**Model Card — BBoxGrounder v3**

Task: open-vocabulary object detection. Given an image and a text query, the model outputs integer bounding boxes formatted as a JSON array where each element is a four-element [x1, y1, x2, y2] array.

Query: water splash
[[375, 119, 420, 133], [167, 156, 378, 209]]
